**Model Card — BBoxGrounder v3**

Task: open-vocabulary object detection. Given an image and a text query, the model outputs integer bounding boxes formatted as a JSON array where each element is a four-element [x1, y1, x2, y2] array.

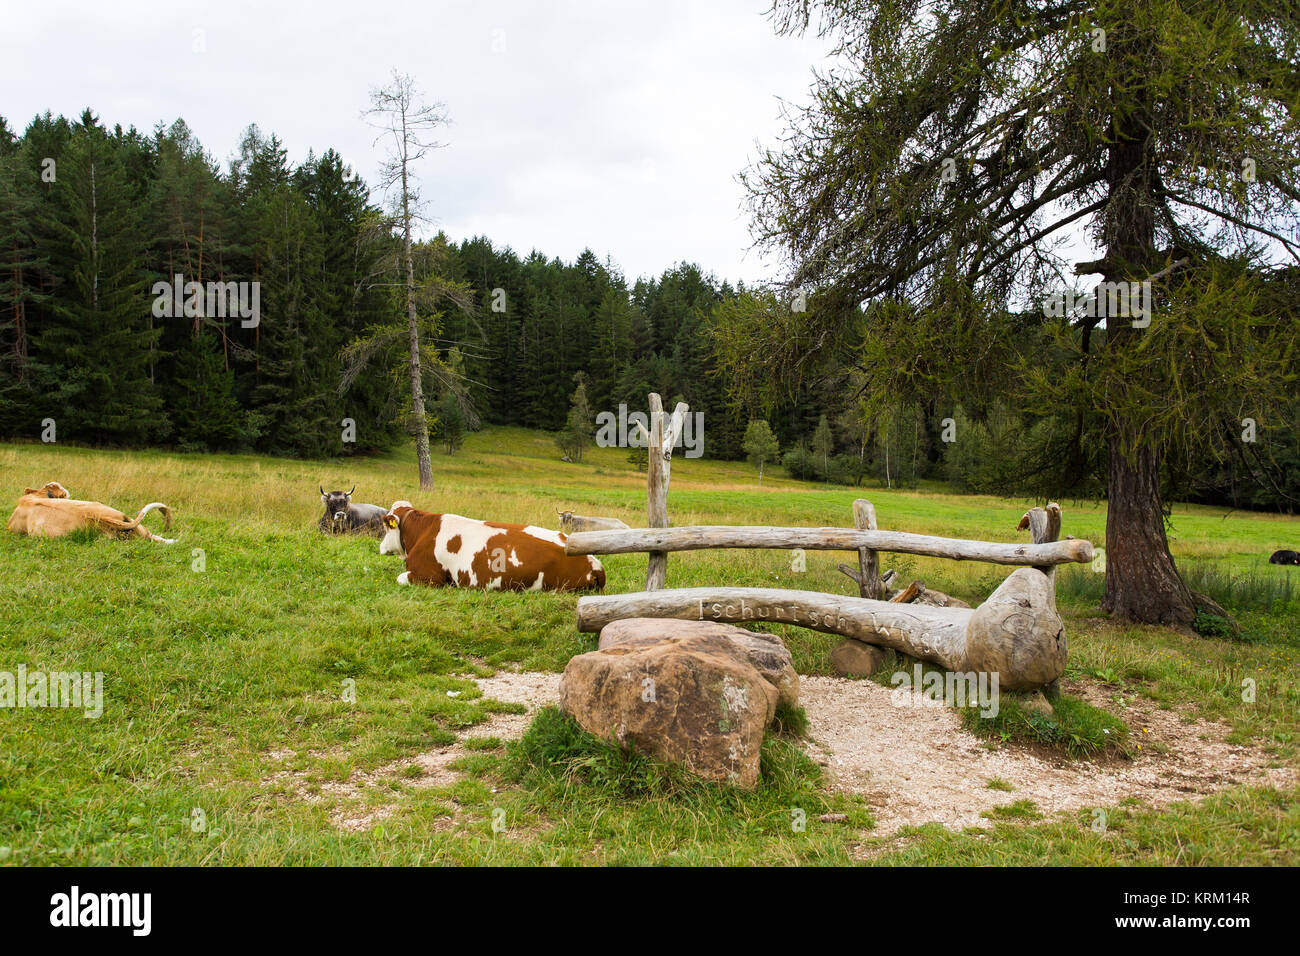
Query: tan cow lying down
[[7, 481, 176, 543]]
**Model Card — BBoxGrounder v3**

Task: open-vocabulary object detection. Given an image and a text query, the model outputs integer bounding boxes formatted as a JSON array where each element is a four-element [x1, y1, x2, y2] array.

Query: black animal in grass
[[318, 486, 388, 537], [1269, 549, 1300, 566]]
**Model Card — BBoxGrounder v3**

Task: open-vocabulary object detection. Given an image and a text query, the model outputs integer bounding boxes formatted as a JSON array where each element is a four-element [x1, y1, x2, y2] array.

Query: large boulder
[[597, 618, 799, 708], [560, 629, 780, 788]]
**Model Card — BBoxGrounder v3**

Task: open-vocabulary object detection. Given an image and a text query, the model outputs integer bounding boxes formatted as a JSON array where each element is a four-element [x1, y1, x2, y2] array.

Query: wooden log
[[915, 586, 971, 609], [1018, 502, 1062, 604], [853, 499, 885, 599], [642, 394, 689, 591], [964, 568, 1067, 687], [566, 525, 1093, 566], [576, 575, 1066, 689], [644, 394, 667, 591], [577, 586, 973, 672], [889, 580, 922, 604], [1014, 502, 1065, 675], [837, 563, 865, 587]]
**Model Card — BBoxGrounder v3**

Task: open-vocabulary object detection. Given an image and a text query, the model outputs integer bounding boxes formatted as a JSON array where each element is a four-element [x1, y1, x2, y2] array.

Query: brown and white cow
[[379, 503, 605, 591], [7, 481, 176, 542]]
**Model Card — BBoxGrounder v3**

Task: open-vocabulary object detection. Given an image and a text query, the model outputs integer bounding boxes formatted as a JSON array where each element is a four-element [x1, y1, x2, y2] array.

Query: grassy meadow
[[1, 427, 1298, 865]]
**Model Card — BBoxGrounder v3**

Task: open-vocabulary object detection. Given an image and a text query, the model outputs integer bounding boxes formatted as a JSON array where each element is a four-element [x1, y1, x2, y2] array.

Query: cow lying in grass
[[380, 502, 605, 591], [7, 481, 176, 543], [318, 486, 387, 536], [1269, 549, 1300, 566], [556, 510, 631, 533]]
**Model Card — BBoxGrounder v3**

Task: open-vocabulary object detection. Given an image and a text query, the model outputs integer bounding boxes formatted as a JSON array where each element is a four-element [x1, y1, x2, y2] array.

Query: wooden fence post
[[641, 393, 689, 591], [1020, 502, 1063, 698], [854, 499, 885, 600]]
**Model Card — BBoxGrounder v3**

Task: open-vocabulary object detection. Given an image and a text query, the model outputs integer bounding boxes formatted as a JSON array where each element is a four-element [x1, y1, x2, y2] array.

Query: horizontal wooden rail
[[565, 525, 1093, 567], [576, 586, 970, 669]]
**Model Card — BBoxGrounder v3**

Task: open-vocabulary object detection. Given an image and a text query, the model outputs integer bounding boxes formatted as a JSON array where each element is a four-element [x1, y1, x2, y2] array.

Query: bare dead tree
[[363, 70, 449, 490]]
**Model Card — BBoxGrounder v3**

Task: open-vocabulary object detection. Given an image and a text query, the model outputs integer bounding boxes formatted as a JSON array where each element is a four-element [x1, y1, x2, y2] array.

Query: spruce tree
[[33, 110, 165, 444], [0, 123, 49, 432], [556, 372, 594, 462]]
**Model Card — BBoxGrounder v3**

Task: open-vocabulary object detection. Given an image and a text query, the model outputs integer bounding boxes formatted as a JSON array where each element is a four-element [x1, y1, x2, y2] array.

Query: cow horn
[[347, 486, 355, 496], [320, 485, 326, 497]]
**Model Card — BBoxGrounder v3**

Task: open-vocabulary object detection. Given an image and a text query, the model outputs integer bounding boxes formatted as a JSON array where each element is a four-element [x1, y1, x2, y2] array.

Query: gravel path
[[269, 670, 1295, 835]]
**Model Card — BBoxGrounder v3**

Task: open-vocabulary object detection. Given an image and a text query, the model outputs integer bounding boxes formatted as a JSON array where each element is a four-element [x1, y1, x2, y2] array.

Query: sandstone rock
[[561, 631, 779, 788], [830, 639, 885, 677], [598, 617, 798, 707]]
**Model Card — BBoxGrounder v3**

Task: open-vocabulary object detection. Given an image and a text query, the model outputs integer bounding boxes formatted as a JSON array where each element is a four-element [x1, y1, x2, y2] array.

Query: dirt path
[[268, 671, 1294, 835], [265, 672, 562, 831], [798, 676, 1295, 835]]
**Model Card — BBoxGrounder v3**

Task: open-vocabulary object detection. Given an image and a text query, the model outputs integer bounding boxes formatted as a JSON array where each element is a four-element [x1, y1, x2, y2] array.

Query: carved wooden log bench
[[565, 501, 1090, 690]]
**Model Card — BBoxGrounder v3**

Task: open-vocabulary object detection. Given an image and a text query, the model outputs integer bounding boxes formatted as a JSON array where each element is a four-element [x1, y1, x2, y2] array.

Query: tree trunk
[[401, 157, 433, 491], [1099, 68, 1195, 628], [1101, 435, 1195, 627]]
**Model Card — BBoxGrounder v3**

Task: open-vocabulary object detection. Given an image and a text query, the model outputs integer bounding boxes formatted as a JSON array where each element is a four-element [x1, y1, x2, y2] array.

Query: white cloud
[[1, 0, 833, 283]]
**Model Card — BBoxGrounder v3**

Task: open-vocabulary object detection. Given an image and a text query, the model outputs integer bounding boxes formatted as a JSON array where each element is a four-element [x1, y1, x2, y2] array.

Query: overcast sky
[[2, 0, 837, 285]]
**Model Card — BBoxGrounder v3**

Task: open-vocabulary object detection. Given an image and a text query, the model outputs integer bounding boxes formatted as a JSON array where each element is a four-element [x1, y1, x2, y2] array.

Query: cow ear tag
[[384, 514, 398, 529]]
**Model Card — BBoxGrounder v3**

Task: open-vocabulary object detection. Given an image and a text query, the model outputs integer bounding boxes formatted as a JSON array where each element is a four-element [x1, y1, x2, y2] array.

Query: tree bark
[[400, 127, 433, 491], [1099, 71, 1195, 627], [1101, 437, 1195, 626]]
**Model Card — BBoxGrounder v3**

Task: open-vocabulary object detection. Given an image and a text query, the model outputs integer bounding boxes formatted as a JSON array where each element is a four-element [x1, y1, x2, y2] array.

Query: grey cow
[[318, 486, 388, 537], [556, 509, 631, 534]]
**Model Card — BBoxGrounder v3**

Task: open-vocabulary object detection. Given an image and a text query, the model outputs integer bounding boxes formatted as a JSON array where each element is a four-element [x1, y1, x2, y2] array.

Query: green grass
[[962, 692, 1132, 759], [872, 788, 1300, 865], [982, 799, 1044, 821], [493, 705, 869, 863], [1, 426, 1298, 865]]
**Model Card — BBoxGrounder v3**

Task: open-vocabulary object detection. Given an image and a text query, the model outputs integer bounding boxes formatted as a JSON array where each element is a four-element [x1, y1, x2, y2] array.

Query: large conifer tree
[[736, 0, 1300, 626]]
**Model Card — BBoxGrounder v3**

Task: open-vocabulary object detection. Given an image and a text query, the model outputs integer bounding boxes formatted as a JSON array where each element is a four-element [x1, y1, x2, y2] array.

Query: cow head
[[321, 486, 356, 532], [24, 481, 69, 499], [379, 501, 414, 555]]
